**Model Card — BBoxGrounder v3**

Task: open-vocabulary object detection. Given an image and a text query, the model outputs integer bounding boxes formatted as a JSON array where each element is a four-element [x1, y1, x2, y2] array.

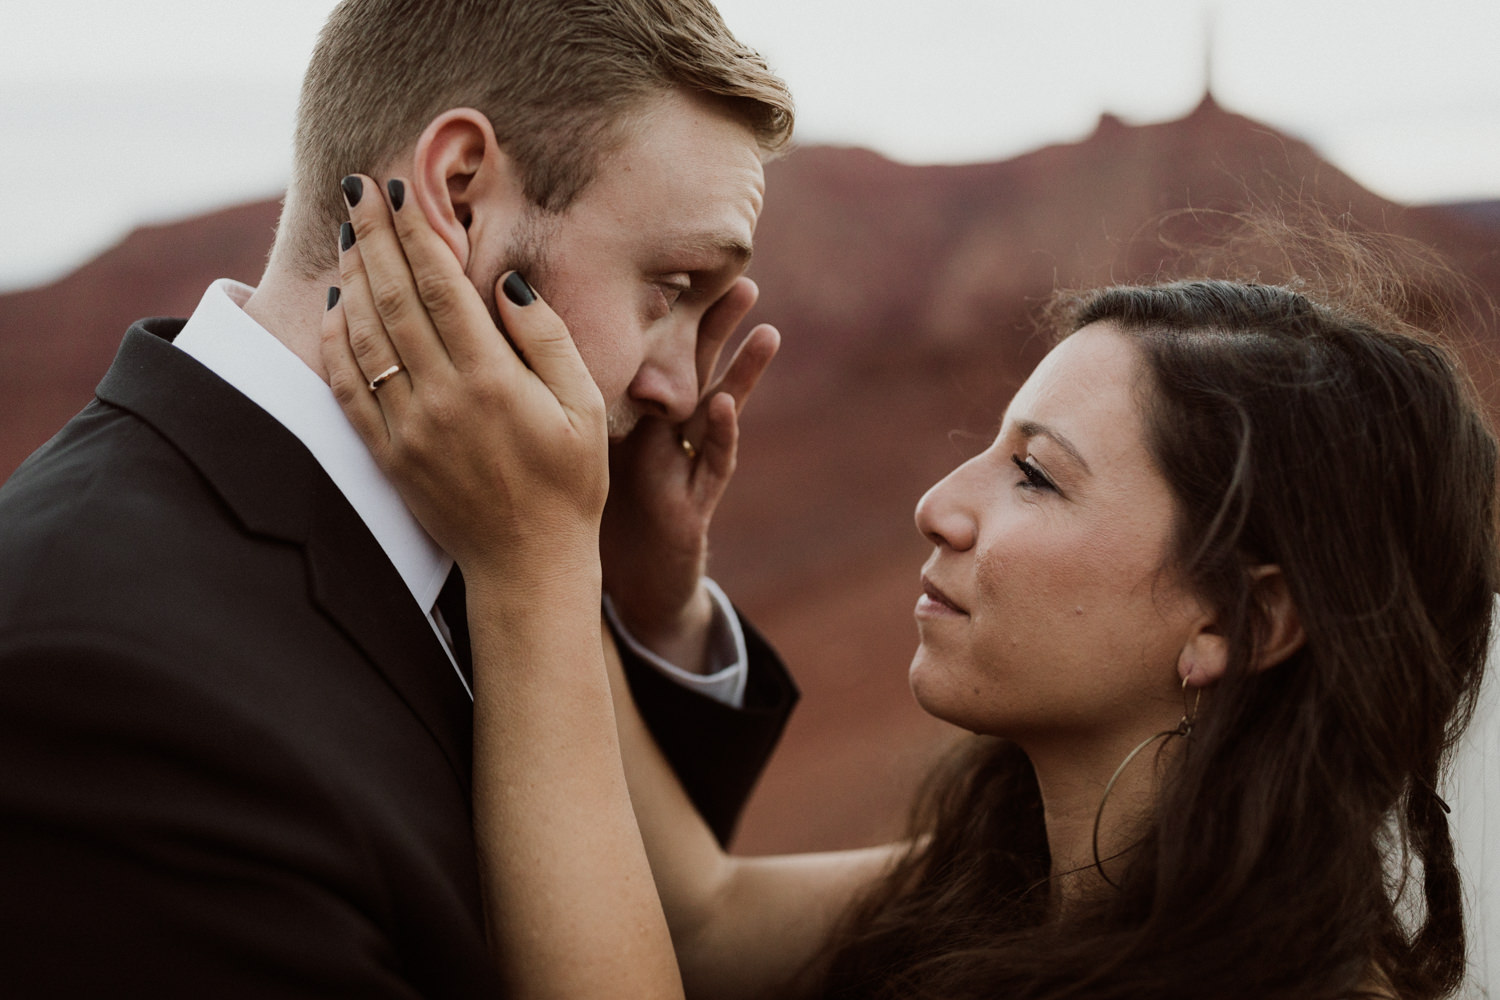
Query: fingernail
[[502, 271, 536, 306], [387, 179, 405, 211], [341, 175, 363, 207], [340, 222, 355, 252], [326, 286, 341, 311]]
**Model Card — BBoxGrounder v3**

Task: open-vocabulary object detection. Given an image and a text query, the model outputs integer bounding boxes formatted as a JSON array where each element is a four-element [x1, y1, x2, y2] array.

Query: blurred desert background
[[3, 94, 1498, 854]]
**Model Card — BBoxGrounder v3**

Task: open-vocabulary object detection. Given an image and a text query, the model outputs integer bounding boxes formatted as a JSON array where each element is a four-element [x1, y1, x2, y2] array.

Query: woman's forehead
[[1005, 324, 1146, 445]]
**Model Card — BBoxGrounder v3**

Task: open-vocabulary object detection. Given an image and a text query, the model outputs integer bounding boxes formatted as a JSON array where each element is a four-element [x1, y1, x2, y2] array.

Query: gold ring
[[367, 364, 402, 392], [679, 435, 698, 461]]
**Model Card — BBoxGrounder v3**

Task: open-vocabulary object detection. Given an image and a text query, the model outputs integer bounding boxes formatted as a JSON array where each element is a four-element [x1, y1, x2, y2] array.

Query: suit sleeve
[[617, 612, 798, 846]]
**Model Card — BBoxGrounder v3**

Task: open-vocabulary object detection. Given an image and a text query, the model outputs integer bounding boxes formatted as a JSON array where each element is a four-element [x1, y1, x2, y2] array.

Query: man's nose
[[627, 323, 700, 423]]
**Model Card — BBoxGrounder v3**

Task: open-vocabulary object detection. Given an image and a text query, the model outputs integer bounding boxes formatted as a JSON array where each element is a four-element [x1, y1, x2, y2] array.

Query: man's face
[[476, 91, 766, 439]]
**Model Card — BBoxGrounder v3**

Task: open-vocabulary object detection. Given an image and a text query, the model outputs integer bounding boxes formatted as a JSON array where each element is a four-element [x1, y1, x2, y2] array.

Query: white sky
[[1, 0, 1497, 293]]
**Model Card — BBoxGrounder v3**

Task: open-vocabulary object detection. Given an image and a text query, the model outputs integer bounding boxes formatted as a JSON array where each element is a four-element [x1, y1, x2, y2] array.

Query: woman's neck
[[1026, 720, 1186, 911]]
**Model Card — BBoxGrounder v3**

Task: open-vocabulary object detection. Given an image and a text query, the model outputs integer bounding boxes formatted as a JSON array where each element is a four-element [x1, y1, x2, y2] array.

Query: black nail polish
[[326, 286, 341, 311], [502, 271, 536, 306], [387, 179, 405, 211], [340, 222, 355, 252], [341, 175, 363, 207]]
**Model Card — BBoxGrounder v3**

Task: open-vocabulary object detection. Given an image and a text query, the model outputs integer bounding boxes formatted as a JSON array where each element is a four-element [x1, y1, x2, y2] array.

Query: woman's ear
[[1178, 620, 1228, 689], [1177, 566, 1305, 687], [1248, 565, 1305, 671], [406, 108, 525, 270]]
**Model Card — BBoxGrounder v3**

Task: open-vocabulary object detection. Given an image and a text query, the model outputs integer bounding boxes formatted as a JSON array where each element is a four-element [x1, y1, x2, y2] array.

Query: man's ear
[[406, 108, 526, 270], [1247, 565, 1305, 671]]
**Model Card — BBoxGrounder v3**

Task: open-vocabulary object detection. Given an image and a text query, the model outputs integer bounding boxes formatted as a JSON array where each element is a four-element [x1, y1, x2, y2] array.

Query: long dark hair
[[822, 243, 1497, 999]]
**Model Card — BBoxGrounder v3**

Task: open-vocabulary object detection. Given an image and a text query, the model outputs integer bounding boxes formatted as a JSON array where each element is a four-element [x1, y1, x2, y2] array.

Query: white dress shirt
[[173, 279, 748, 706]]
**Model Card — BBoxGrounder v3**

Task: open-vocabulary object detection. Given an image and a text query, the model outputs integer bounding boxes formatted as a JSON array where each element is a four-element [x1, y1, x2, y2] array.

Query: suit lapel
[[97, 321, 473, 794], [302, 492, 473, 792]]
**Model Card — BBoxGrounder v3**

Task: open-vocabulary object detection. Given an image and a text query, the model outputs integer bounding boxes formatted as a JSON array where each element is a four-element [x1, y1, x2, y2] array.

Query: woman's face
[[911, 323, 1207, 748]]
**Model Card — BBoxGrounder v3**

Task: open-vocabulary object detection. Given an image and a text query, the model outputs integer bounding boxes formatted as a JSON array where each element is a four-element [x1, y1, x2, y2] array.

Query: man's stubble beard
[[485, 211, 638, 441]]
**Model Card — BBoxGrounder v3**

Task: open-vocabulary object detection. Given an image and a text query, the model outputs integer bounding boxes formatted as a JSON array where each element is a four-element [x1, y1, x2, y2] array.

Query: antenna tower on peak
[[1202, 2, 1218, 103]]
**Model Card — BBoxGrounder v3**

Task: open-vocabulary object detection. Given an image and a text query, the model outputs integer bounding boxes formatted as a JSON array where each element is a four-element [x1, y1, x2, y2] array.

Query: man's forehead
[[605, 92, 765, 208]]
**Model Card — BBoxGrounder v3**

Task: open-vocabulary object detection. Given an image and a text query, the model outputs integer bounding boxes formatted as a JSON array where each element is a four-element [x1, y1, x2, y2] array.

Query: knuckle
[[578, 394, 605, 426], [346, 319, 387, 363], [702, 311, 735, 340], [388, 420, 433, 461], [413, 269, 457, 315], [370, 276, 410, 325], [468, 378, 508, 413], [427, 296, 467, 340], [386, 434, 415, 468], [327, 367, 365, 406], [348, 213, 381, 244], [426, 396, 458, 429], [537, 319, 580, 357], [417, 388, 466, 431], [530, 308, 570, 340]]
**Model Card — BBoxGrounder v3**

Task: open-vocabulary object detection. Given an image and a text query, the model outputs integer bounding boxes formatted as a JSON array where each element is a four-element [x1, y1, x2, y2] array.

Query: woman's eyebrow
[[1017, 419, 1092, 474]]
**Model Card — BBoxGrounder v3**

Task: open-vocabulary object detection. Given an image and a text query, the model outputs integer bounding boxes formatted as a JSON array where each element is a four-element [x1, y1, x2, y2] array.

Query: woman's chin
[[909, 650, 977, 731], [909, 647, 1031, 739]]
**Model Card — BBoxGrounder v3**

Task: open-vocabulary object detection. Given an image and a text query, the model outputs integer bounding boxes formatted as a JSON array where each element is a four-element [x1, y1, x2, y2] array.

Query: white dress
[[1449, 597, 1499, 998]]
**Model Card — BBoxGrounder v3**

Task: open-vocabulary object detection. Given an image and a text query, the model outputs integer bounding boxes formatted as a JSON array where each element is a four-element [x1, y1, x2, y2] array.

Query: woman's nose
[[914, 457, 981, 552]]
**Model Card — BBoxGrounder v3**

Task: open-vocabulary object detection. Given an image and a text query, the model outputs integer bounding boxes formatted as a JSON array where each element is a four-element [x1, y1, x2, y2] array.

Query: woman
[[323, 179, 1495, 1000]]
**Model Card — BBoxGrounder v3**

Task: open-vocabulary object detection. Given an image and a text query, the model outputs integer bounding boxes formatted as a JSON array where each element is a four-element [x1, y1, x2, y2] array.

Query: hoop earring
[[1090, 677, 1201, 888], [1180, 674, 1202, 735]]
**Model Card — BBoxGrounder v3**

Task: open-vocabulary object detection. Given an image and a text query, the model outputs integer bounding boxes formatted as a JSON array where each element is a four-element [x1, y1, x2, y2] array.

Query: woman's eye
[[1011, 454, 1057, 493]]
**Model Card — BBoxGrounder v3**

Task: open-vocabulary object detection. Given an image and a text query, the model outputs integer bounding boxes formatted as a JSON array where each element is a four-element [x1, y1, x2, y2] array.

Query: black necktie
[[435, 565, 474, 690]]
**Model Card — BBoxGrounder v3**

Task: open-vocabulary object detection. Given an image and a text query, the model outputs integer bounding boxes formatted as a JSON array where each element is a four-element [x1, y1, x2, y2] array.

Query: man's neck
[[243, 262, 336, 382]]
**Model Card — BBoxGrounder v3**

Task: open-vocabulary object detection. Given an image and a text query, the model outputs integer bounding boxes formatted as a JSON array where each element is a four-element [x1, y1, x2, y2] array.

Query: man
[[0, 1, 796, 995]]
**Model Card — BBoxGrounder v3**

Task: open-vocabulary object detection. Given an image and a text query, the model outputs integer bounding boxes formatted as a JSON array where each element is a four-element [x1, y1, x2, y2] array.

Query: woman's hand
[[322, 175, 681, 1000], [320, 174, 607, 580]]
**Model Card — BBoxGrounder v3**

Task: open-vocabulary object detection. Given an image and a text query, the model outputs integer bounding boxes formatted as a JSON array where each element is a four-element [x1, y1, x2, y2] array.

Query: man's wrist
[[604, 580, 749, 708], [614, 584, 714, 674]]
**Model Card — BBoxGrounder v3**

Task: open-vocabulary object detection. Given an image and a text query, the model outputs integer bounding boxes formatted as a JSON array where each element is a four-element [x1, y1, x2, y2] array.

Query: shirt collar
[[173, 279, 452, 613]]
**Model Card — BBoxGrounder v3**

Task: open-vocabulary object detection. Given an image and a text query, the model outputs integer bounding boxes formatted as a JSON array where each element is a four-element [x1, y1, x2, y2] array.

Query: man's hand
[[600, 277, 779, 672]]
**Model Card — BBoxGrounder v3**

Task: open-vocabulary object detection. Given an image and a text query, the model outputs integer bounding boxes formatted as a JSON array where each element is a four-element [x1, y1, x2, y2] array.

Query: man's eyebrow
[[1017, 419, 1092, 474], [661, 233, 754, 271]]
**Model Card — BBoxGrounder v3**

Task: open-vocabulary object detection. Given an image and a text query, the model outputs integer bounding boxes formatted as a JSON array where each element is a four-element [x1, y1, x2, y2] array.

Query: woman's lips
[[917, 576, 967, 617]]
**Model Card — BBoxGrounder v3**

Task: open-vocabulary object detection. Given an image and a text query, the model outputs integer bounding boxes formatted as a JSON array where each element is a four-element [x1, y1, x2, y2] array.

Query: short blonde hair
[[285, 0, 794, 277]]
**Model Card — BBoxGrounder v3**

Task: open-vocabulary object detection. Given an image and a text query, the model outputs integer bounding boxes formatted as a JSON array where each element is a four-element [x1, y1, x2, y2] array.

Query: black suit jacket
[[0, 319, 797, 998]]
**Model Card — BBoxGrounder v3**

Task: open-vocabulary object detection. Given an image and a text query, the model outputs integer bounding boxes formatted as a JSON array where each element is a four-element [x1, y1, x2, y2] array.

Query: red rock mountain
[[3, 97, 1497, 853]]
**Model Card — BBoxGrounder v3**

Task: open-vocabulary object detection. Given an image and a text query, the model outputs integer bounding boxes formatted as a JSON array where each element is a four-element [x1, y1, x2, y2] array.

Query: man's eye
[[649, 280, 691, 315]]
